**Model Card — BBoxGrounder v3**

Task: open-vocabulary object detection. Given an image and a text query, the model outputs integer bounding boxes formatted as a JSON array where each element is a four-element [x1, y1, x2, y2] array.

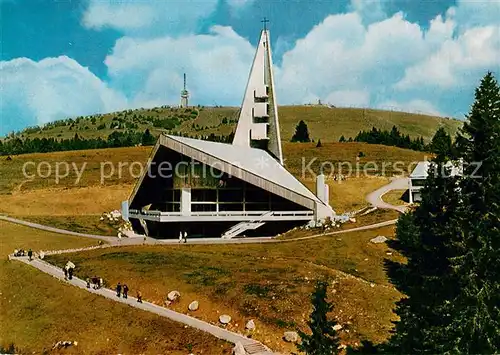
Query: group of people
[[178, 231, 188, 243], [13, 248, 33, 260], [116, 282, 143, 303], [63, 261, 75, 280], [86, 276, 104, 289]]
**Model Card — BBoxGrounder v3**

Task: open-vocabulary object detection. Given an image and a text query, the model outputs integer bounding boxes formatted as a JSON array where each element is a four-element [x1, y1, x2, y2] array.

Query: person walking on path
[[123, 284, 129, 299], [86, 278, 91, 288], [28, 249, 33, 261], [68, 267, 74, 280], [116, 282, 122, 297], [137, 290, 142, 303], [183, 231, 188, 244], [179, 231, 183, 243], [92, 276, 98, 289], [99, 277, 103, 289], [63, 267, 68, 280]]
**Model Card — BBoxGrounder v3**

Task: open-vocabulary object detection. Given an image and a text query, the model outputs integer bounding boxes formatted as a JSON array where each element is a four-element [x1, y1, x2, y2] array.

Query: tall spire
[[232, 20, 283, 165], [261, 17, 269, 31]]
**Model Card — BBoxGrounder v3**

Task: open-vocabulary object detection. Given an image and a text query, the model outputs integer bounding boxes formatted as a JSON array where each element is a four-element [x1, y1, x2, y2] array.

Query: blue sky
[[1, 0, 499, 136]]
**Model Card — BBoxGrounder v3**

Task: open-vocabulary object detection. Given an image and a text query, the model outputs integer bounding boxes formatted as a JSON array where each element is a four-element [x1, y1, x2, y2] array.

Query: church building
[[123, 24, 335, 239]]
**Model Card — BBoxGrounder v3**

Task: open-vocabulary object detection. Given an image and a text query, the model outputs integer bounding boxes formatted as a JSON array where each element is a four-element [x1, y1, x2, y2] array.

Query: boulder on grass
[[167, 290, 180, 302], [219, 315, 231, 324], [283, 331, 299, 342], [370, 236, 388, 244], [188, 301, 199, 311]]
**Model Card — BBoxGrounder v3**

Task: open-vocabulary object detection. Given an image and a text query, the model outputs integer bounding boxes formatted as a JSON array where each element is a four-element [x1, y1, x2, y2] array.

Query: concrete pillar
[[121, 200, 129, 221], [181, 188, 191, 215], [409, 179, 413, 204], [316, 174, 326, 204]]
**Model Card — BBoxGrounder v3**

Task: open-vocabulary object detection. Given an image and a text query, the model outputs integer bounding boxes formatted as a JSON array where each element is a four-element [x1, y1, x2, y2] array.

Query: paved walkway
[[4, 179, 405, 354], [366, 177, 409, 213], [2, 214, 396, 247], [11, 255, 274, 355], [0, 215, 159, 245]]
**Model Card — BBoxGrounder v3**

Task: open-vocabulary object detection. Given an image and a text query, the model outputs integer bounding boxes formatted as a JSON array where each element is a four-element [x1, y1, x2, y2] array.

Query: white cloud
[[0, 56, 127, 134], [226, 0, 255, 9], [82, 2, 157, 30], [378, 99, 442, 116], [3, 0, 500, 135], [395, 25, 500, 90], [104, 26, 254, 107], [348, 0, 386, 24], [450, 0, 500, 30], [82, 0, 218, 35], [325, 90, 370, 107]]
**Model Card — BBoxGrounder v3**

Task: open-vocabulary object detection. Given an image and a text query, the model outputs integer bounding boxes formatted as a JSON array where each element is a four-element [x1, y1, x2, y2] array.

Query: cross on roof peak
[[261, 17, 269, 31]]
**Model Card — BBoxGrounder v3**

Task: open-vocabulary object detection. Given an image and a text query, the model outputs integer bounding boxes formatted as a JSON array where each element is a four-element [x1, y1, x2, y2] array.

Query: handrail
[[129, 210, 313, 218]]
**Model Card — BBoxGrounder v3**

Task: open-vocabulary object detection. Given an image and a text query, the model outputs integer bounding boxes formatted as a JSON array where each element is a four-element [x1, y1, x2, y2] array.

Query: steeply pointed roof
[[232, 29, 283, 165]]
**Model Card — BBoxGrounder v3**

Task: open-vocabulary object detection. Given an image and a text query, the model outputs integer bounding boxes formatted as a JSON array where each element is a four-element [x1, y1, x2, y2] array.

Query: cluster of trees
[[0, 129, 235, 156], [8, 107, 199, 139], [297, 72, 500, 354], [341, 126, 426, 151], [0, 130, 154, 155]]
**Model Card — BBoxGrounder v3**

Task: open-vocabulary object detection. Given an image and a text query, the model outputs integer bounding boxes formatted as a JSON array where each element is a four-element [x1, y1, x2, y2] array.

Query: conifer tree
[[141, 128, 155, 146], [384, 154, 462, 353], [297, 281, 341, 355], [384, 72, 500, 354], [291, 120, 311, 142], [445, 72, 500, 353], [430, 127, 453, 159]]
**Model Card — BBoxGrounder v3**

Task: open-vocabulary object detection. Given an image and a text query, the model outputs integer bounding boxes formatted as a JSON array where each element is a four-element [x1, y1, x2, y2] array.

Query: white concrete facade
[[233, 30, 283, 165], [126, 26, 336, 238]]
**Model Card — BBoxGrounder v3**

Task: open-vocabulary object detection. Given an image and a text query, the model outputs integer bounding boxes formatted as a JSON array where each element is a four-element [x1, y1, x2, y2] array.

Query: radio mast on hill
[[180, 73, 189, 108]]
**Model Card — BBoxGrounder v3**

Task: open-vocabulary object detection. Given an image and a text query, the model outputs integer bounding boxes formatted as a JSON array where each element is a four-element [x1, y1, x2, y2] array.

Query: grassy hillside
[[6, 105, 462, 144], [0, 221, 231, 354], [46, 225, 402, 353], [0, 142, 428, 218]]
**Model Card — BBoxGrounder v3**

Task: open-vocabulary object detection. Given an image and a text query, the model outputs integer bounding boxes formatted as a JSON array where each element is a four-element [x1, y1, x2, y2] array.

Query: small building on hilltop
[[123, 24, 335, 239]]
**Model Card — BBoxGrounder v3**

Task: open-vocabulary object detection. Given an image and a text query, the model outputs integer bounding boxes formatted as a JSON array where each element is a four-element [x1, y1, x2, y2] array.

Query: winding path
[[4, 178, 407, 354], [366, 177, 409, 213]]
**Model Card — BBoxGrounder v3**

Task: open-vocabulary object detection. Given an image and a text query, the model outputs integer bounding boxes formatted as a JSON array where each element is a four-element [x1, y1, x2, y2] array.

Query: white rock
[[338, 344, 347, 350], [188, 301, 199, 311], [167, 290, 180, 302], [370, 236, 388, 244], [233, 342, 246, 355], [370, 283, 375, 288], [283, 331, 299, 342], [219, 315, 231, 324], [100, 217, 104, 221], [333, 324, 343, 331], [349, 217, 357, 223], [245, 319, 256, 331]]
